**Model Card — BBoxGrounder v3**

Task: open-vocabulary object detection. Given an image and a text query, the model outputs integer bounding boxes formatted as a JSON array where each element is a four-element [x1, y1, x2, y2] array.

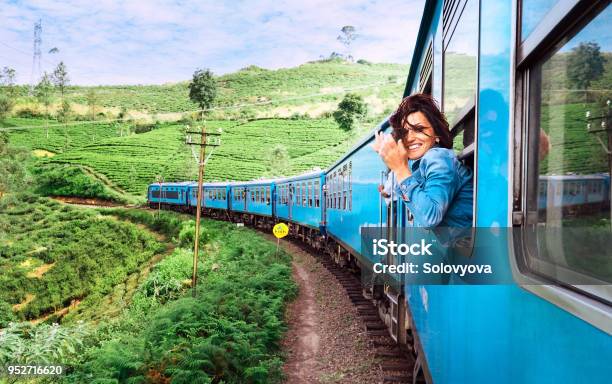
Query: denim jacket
[[394, 147, 473, 227]]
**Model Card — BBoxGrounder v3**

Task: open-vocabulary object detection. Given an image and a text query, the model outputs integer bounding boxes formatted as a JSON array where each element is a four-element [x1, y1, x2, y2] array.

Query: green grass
[[0, 207, 297, 384], [65, 219, 297, 384], [12, 118, 362, 197], [54, 60, 406, 115], [41, 122, 194, 195], [3, 117, 131, 153], [0, 194, 165, 320]]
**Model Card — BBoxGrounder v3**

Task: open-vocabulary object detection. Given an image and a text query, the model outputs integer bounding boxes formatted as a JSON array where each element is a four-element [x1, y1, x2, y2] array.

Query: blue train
[[149, 0, 612, 382]]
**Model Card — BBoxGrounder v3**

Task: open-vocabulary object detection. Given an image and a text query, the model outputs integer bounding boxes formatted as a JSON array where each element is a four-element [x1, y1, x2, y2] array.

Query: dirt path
[[283, 256, 321, 383], [279, 238, 383, 384]]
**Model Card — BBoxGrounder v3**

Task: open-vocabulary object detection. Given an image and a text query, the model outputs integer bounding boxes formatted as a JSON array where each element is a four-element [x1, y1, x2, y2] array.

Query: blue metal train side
[[147, 181, 193, 206], [401, 1, 612, 383], [188, 183, 231, 210], [275, 171, 325, 230], [229, 180, 275, 217], [324, 121, 391, 262]]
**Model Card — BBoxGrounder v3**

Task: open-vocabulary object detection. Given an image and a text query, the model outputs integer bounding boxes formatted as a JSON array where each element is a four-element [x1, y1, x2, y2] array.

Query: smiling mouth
[[408, 143, 422, 150]]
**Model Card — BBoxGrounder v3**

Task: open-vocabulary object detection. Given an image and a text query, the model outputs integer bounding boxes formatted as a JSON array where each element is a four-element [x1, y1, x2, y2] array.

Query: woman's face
[[400, 111, 437, 160]]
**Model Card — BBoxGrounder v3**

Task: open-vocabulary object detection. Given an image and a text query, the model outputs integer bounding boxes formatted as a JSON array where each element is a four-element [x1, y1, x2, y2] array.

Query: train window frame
[[349, 162, 352, 211], [315, 180, 320, 208], [308, 181, 313, 207], [513, 0, 612, 331]]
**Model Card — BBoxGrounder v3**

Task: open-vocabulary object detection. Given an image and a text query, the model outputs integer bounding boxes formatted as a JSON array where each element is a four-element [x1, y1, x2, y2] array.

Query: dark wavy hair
[[389, 94, 452, 149]]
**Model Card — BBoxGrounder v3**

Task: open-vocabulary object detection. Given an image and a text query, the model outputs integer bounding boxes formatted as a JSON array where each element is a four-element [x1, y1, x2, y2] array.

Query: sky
[[0, 0, 425, 85]]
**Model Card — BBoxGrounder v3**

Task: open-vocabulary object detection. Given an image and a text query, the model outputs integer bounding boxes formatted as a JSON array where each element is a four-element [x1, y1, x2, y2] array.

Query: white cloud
[[0, 0, 424, 85]]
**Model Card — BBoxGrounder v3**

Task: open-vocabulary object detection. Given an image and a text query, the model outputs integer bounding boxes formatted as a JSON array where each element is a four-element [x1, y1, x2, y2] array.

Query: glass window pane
[[443, 0, 478, 125], [521, 0, 559, 41], [529, 6, 612, 290]]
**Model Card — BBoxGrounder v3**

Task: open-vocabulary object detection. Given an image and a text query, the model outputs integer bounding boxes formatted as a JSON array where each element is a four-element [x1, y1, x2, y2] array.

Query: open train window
[[442, 0, 477, 163], [517, 1, 611, 304], [315, 180, 320, 208]]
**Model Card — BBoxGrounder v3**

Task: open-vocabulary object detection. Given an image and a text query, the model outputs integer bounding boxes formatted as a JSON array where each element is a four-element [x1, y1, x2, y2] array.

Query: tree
[[0, 67, 17, 121], [0, 94, 13, 122], [333, 93, 367, 131], [265, 144, 289, 177], [188, 68, 217, 120], [51, 61, 69, 100], [567, 42, 606, 91], [85, 89, 99, 141], [57, 100, 71, 123], [0, 67, 16, 90], [35, 73, 53, 138], [86, 89, 98, 121], [337, 26, 358, 62]]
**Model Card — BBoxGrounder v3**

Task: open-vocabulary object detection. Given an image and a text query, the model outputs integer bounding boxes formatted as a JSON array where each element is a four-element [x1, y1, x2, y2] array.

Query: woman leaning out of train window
[[372, 94, 473, 227]]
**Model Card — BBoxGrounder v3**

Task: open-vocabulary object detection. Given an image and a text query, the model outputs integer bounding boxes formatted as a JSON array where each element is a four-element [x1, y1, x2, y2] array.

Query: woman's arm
[[395, 153, 458, 227]]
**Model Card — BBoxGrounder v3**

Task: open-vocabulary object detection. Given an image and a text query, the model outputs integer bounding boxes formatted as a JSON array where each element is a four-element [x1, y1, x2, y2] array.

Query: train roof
[[405, 0, 436, 96], [226, 178, 279, 187], [275, 169, 325, 183], [148, 181, 196, 187]]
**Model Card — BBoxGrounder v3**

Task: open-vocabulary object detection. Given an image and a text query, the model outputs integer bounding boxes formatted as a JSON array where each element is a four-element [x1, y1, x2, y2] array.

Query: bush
[[33, 164, 123, 202], [15, 106, 44, 118], [0, 300, 15, 327], [68, 222, 296, 383], [0, 93, 14, 120]]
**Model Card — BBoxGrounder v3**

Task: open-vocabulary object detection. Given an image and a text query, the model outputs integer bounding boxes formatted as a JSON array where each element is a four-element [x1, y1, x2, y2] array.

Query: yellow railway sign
[[273, 223, 289, 239]]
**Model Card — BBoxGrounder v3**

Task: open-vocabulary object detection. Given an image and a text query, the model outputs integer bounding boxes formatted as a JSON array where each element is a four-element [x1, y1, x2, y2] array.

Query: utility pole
[[185, 124, 221, 297], [586, 99, 611, 226]]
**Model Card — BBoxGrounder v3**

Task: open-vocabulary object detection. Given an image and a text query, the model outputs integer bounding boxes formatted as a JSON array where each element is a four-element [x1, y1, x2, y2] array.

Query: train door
[[242, 188, 247, 211], [288, 183, 293, 221]]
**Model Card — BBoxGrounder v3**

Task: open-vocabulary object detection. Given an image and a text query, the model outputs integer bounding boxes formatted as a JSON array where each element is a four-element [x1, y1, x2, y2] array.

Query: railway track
[[287, 238, 422, 384]]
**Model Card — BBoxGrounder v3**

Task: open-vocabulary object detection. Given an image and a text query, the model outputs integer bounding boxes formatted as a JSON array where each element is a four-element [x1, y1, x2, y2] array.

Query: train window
[[442, 0, 478, 128], [349, 162, 353, 211], [522, 5, 612, 300], [314, 180, 320, 208], [266, 187, 270, 204], [330, 176, 333, 209], [521, 0, 560, 41]]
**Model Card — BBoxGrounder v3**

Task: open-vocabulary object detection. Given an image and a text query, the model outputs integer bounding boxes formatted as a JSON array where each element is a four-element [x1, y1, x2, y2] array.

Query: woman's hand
[[372, 132, 411, 182]]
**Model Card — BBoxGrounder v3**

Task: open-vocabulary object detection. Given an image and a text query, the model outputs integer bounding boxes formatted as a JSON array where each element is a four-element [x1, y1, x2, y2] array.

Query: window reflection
[[443, 0, 478, 127], [530, 6, 612, 288], [521, 0, 559, 41]]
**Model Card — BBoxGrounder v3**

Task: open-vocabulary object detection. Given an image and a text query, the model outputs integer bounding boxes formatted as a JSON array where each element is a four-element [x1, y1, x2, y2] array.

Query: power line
[[0, 79, 398, 132]]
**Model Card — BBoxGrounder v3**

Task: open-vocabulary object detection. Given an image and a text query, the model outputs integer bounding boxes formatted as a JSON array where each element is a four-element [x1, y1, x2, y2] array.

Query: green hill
[[15, 60, 406, 119], [4, 60, 404, 199]]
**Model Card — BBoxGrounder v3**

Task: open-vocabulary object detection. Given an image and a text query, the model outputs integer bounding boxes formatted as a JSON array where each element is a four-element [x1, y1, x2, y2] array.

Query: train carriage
[[147, 181, 194, 209], [396, 0, 612, 383], [228, 180, 276, 227], [275, 170, 326, 247], [188, 182, 231, 218]]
